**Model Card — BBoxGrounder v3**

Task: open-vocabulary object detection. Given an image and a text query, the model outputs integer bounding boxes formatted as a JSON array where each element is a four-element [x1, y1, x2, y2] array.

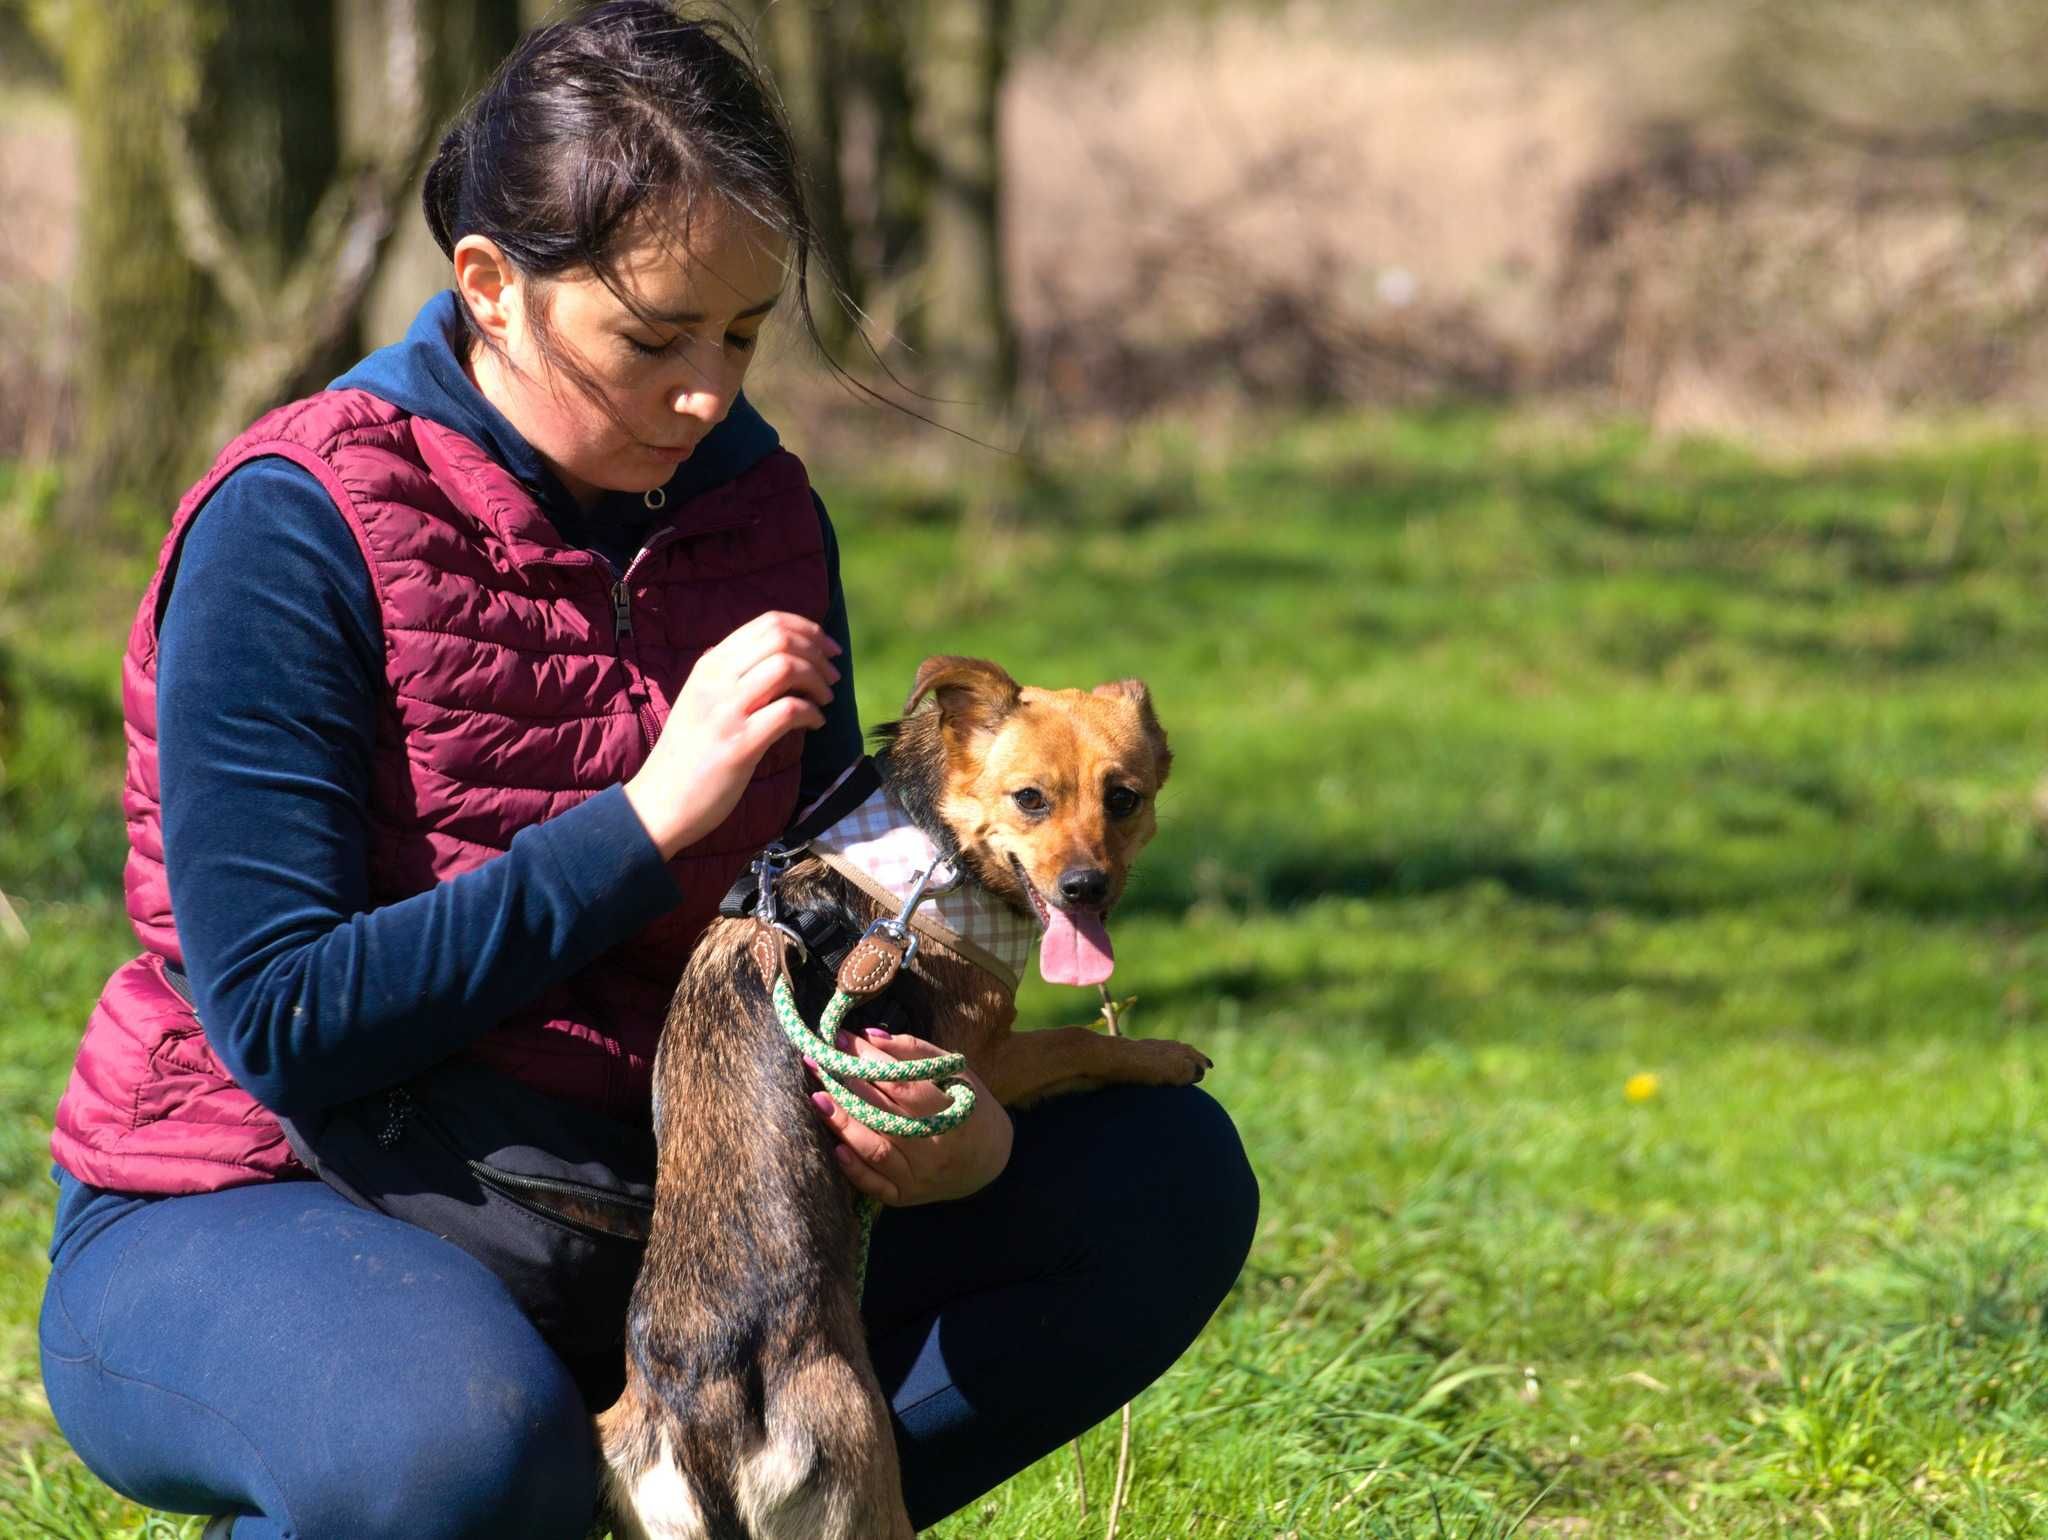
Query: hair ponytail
[[421, 121, 469, 262]]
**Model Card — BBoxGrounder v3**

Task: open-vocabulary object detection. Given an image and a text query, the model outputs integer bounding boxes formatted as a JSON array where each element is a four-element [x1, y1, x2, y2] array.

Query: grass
[[9, 410, 2048, 1534]]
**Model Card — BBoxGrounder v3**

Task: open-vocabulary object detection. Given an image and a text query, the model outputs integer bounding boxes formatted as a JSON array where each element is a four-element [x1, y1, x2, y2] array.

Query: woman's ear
[[452, 235, 518, 348]]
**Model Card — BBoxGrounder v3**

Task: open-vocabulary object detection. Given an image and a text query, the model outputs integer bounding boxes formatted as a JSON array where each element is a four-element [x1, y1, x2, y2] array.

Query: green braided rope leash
[[771, 971, 977, 1292]]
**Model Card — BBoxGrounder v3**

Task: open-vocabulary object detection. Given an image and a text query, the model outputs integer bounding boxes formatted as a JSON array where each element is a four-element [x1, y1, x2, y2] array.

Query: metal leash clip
[[750, 842, 810, 964], [861, 854, 960, 970]]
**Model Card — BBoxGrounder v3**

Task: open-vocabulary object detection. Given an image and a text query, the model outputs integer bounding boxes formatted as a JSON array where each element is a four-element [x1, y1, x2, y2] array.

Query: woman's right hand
[[624, 611, 841, 859]]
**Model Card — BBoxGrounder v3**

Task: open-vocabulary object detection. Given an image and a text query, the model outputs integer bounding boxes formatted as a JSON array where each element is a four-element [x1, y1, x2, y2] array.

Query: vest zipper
[[608, 577, 661, 753]]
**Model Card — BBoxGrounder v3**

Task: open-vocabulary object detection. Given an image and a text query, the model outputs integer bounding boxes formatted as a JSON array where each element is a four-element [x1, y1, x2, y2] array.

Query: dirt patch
[[1006, 8, 1622, 354], [0, 92, 75, 289], [0, 90, 76, 462]]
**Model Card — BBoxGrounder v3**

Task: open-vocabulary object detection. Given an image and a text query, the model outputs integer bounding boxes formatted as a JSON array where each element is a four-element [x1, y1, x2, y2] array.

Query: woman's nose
[[670, 349, 742, 427], [671, 387, 728, 430]]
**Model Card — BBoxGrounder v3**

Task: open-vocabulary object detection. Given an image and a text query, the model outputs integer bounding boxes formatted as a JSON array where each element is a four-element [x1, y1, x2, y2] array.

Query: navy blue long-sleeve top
[[156, 291, 862, 1120]]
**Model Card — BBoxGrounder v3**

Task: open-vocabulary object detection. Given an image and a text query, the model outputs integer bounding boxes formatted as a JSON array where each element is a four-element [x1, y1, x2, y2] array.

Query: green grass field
[[8, 410, 2048, 1536]]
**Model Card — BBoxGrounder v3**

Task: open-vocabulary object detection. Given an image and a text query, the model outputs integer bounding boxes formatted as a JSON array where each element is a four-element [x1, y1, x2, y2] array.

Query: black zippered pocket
[[467, 1160, 654, 1243], [376, 1085, 655, 1245], [278, 1052, 659, 1393]]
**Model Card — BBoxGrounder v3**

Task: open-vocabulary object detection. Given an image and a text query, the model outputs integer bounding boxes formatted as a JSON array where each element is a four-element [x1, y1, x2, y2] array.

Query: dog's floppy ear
[[906, 656, 1022, 740], [1093, 677, 1173, 786]]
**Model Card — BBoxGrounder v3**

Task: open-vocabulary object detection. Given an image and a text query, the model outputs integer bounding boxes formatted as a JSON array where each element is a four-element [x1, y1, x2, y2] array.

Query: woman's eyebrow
[[642, 293, 782, 325]]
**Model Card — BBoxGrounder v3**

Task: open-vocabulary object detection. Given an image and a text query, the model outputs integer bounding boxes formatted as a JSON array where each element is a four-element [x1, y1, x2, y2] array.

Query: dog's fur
[[599, 656, 1210, 1540]]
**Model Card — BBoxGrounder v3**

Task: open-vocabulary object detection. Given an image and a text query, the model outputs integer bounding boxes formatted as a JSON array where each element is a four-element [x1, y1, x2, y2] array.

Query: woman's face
[[458, 202, 788, 509]]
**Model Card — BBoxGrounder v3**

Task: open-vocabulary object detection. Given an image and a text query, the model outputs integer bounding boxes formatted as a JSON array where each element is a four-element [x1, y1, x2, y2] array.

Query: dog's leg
[[979, 1025, 1211, 1106], [599, 1383, 710, 1540], [724, 1355, 914, 1540]]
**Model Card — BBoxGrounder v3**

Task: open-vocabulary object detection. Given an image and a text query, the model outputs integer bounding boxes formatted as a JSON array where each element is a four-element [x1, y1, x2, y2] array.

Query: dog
[[598, 655, 1212, 1540]]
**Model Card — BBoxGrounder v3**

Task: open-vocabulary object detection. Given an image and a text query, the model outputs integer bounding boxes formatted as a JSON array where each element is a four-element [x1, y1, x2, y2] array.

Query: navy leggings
[[40, 1085, 1257, 1539]]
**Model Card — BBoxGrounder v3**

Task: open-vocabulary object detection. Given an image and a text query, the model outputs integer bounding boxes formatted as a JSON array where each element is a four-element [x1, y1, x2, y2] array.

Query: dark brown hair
[[422, 1, 828, 396]]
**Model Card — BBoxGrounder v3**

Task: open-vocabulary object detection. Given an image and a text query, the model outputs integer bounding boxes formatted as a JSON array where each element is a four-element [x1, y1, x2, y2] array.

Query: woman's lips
[[639, 430, 701, 462]]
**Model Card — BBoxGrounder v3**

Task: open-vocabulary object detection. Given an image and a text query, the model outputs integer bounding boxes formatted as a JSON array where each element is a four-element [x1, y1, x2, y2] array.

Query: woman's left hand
[[807, 1030, 1012, 1206]]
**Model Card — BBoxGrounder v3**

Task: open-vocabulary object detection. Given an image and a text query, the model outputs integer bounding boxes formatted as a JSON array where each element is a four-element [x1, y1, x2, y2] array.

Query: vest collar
[[407, 416, 776, 575], [409, 416, 580, 566]]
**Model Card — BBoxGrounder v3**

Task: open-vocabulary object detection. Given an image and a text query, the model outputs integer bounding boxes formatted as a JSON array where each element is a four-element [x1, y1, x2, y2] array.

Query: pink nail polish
[[863, 1027, 890, 1041], [835, 1031, 853, 1050], [810, 1092, 835, 1115]]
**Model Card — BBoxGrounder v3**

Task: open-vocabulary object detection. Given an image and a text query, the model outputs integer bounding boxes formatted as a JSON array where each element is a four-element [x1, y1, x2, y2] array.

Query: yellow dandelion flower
[[1624, 1072, 1661, 1103]]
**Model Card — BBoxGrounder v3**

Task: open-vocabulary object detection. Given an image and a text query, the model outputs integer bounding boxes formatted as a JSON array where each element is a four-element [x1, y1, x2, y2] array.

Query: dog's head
[[876, 655, 1172, 987]]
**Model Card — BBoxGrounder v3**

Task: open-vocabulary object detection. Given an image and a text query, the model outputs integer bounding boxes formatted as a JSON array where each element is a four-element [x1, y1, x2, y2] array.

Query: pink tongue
[[1039, 907, 1116, 986]]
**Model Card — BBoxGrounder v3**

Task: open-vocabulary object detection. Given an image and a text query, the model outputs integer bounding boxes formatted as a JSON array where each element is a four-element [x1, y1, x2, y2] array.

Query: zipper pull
[[611, 579, 633, 639]]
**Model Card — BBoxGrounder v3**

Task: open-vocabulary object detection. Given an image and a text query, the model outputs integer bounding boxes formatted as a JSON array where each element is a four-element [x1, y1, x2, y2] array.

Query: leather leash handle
[[836, 932, 906, 1000], [750, 922, 789, 990]]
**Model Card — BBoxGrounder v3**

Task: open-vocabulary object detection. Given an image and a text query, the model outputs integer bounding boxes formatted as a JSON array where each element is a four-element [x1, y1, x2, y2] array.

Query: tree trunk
[[762, 0, 854, 354], [59, 0, 433, 528], [840, 2, 929, 358], [202, 2, 348, 384], [362, 0, 525, 348], [60, 0, 235, 524], [910, 0, 1014, 404]]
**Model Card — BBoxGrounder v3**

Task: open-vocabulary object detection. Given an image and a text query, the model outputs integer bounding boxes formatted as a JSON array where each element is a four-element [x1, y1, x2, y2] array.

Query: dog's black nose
[[1058, 867, 1110, 907]]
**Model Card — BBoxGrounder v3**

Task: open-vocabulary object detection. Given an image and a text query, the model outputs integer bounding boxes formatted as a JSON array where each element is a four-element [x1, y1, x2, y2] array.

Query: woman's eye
[[1013, 788, 1048, 814], [624, 331, 756, 358], [1106, 787, 1141, 818]]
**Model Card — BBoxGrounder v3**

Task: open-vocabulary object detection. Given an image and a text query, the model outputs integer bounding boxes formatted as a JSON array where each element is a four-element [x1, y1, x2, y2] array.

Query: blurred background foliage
[[14, 4, 2048, 1536], [10, 0, 2048, 529]]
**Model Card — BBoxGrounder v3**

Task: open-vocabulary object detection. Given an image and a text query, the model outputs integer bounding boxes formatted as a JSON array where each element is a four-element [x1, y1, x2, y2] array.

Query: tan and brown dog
[[599, 656, 1210, 1540]]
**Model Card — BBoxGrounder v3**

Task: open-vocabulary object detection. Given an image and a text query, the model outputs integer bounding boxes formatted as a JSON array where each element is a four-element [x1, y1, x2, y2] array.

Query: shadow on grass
[[1132, 964, 1466, 1055], [1125, 832, 2048, 926], [1240, 444, 2048, 630]]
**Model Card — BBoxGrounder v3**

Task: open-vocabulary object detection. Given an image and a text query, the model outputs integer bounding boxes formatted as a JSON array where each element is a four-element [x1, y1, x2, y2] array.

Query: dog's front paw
[[1126, 1037, 1212, 1087]]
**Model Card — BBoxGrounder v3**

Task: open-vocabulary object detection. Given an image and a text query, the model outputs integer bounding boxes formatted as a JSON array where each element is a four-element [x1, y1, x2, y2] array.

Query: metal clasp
[[750, 842, 811, 964], [864, 854, 959, 970], [752, 842, 797, 925]]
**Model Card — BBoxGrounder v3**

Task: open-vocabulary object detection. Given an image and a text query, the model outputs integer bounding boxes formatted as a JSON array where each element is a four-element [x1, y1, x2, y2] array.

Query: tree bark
[[910, 0, 1014, 403], [762, 0, 854, 353], [57, 0, 434, 526], [362, 0, 525, 348], [839, 2, 929, 355], [171, 0, 434, 457], [59, 0, 231, 523]]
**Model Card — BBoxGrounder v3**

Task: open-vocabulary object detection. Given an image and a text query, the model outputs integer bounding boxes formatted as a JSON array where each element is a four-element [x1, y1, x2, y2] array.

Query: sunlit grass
[[10, 409, 2048, 1534]]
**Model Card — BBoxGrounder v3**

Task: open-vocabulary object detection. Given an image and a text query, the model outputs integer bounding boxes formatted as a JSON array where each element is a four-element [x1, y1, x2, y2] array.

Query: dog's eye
[[1106, 787, 1142, 818], [1012, 788, 1048, 814]]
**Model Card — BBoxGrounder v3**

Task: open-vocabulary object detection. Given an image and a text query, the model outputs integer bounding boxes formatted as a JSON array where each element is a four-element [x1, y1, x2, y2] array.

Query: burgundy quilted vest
[[50, 389, 825, 1194]]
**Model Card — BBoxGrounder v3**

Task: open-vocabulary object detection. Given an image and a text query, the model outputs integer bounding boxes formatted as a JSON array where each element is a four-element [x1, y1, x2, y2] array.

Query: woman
[[38, 6, 1258, 1536]]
